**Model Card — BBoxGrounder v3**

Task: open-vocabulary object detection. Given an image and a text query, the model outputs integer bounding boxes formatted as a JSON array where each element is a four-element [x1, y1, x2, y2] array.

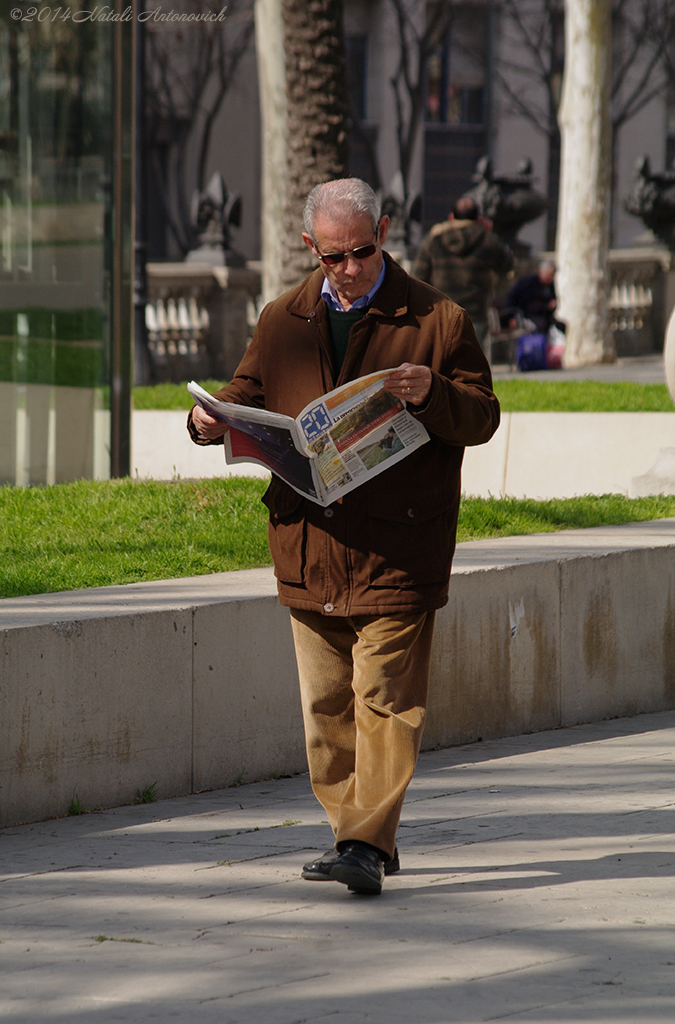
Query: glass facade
[[0, 4, 132, 485]]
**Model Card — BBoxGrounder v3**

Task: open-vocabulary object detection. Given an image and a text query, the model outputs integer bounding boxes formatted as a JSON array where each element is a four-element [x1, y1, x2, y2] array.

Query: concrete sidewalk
[[491, 352, 667, 384], [1, 712, 674, 1022]]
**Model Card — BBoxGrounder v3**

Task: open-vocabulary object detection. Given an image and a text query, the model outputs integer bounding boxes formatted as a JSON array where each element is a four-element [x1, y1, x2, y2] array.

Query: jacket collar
[[286, 252, 409, 320]]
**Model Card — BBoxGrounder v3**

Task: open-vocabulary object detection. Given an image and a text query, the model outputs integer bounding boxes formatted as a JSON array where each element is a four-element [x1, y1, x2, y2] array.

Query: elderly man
[[189, 178, 499, 896], [503, 261, 557, 335]]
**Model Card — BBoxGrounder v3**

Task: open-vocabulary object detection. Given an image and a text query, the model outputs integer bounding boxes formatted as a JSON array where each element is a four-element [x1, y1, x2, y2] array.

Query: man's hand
[[384, 363, 432, 406], [191, 404, 230, 441]]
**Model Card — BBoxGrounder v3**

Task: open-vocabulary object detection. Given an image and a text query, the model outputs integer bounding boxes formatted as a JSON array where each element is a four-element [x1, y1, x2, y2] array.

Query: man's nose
[[343, 255, 362, 276]]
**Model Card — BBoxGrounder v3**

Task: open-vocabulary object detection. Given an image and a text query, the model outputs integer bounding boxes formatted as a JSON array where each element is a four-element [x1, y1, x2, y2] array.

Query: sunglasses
[[315, 239, 378, 266]]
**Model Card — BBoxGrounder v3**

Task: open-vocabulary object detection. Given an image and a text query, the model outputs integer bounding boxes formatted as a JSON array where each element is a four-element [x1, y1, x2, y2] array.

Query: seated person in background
[[503, 261, 557, 334]]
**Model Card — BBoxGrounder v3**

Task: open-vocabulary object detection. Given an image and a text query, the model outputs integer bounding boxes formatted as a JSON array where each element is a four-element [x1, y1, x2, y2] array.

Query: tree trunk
[[279, 0, 349, 290], [555, 0, 614, 366], [255, 0, 288, 304], [255, 0, 349, 297]]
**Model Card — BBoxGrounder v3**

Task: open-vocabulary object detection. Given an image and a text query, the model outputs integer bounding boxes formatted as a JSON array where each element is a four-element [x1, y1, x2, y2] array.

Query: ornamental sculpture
[[186, 171, 245, 266], [624, 156, 675, 248], [462, 156, 548, 254]]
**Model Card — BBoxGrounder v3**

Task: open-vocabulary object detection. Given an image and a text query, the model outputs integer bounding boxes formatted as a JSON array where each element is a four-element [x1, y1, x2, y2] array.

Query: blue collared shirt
[[321, 260, 386, 311]]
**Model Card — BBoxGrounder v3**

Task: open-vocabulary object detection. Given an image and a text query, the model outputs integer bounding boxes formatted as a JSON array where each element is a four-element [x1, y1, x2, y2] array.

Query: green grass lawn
[[2, 478, 675, 599], [494, 379, 673, 412], [0, 477, 271, 599], [133, 380, 225, 410], [133, 378, 675, 413]]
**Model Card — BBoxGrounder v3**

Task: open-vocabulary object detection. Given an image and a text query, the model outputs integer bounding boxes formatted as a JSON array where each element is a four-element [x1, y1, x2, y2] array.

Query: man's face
[[302, 213, 390, 309]]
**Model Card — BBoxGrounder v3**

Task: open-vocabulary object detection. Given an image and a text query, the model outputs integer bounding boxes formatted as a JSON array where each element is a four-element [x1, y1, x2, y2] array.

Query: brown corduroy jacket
[[188, 254, 500, 616]]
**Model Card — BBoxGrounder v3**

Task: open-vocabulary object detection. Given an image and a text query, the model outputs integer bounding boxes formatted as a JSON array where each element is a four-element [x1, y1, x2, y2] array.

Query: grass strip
[[494, 379, 673, 412], [133, 378, 675, 413], [0, 477, 271, 599], [457, 493, 675, 539], [2, 479, 675, 599], [133, 380, 225, 410]]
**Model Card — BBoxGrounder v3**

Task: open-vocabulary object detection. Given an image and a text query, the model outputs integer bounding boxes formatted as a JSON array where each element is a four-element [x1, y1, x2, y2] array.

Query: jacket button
[[407, 508, 415, 518], [324, 507, 334, 518], [323, 602, 335, 613], [309, 311, 316, 318]]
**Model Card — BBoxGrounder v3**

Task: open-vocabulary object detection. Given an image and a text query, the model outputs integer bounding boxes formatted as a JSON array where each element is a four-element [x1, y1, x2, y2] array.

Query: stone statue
[[186, 172, 245, 266], [461, 156, 548, 255], [624, 156, 675, 248]]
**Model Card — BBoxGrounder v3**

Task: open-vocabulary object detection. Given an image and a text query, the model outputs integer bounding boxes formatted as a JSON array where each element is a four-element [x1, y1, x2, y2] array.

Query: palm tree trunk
[[256, 0, 350, 297], [280, 0, 349, 290]]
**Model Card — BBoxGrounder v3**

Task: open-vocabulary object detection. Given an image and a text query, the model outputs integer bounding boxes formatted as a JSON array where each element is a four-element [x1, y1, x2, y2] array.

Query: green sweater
[[326, 304, 369, 375]]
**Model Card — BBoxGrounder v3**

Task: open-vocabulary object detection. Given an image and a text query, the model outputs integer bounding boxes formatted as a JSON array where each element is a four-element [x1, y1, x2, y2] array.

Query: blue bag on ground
[[517, 333, 548, 371]]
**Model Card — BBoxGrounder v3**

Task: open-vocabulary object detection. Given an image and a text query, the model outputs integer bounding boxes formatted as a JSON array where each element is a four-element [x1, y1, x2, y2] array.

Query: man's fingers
[[192, 406, 218, 426], [383, 365, 432, 406], [192, 404, 229, 440]]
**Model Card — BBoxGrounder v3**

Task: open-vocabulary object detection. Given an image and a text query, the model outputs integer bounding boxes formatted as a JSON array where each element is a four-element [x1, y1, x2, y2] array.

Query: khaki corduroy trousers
[[289, 608, 436, 860]]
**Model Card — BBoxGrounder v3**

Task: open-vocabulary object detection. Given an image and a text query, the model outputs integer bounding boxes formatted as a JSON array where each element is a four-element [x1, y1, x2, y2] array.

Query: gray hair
[[303, 178, 381, 240]]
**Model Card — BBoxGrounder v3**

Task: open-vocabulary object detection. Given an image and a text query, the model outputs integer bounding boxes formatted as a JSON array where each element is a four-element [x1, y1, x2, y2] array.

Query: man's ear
[[378, 215, 390, 246], [302, 232, 316, 253]]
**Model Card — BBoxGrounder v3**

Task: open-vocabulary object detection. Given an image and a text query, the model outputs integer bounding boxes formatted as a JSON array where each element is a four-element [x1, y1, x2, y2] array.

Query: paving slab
[[491, 353, 667, 384], [1, 711, 674, 1023]]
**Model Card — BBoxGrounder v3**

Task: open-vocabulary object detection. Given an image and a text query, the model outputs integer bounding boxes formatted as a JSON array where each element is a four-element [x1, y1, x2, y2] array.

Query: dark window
[[346, 34, 368, 122], [424, 4, 487, 126]]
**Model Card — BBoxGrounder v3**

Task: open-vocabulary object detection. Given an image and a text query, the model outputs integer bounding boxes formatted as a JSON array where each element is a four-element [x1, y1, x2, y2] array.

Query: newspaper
[[188, 370, 430, 506]]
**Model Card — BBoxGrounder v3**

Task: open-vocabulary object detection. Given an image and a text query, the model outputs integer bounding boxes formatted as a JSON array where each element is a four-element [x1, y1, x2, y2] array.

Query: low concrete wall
[[462, 411, 675, 499], [132, 409, 675, 498], [132, 409, 270, 483], [2, 520, 674, 827], [426, 521, 675, 746]]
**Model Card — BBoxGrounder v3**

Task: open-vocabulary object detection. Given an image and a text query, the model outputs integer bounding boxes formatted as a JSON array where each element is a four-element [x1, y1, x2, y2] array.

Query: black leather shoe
[[384, 847, 400, 876], [301, 848, 339, 880], [302, 846, 400, 881], [330, 841, 385, 894]]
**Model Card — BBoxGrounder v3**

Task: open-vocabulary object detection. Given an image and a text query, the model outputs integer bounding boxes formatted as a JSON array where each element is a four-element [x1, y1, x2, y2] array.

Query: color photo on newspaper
[[188, 371, 429, 506]]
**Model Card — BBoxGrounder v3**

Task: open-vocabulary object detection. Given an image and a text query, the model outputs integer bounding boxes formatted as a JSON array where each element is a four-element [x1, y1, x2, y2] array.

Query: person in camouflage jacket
[[413, 196, 513, 356]]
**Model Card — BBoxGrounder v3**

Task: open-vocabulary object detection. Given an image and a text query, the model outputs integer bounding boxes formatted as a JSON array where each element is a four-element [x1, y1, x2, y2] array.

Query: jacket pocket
[[262, 476, 306, 584], [366, 490, 453, 587]]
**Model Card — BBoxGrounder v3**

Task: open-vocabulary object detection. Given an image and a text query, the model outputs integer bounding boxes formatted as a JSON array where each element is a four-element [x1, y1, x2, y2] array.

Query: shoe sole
[[330, 863, 382, 894], [302, 850, 399, 884]]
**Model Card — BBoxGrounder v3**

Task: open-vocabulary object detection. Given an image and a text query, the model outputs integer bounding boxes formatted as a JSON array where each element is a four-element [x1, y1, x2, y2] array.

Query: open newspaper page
[[187, 382, 321, 501], [296, 370, 429, 501], [188, 371, 429, 506]]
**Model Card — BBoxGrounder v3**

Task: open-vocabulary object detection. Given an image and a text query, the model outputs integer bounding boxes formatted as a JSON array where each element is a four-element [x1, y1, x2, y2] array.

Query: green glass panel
[[0, 4, 127, 485]]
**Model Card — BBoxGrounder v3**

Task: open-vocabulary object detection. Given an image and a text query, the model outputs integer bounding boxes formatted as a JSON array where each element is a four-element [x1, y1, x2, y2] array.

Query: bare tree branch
[[490, 0, 671, 245], [144, 0, 255, 256], [386, 0, 458, 242]]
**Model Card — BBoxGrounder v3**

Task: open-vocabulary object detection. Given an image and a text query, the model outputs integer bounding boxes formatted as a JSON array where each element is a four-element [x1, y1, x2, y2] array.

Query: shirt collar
[[321, 260, 386, 311]]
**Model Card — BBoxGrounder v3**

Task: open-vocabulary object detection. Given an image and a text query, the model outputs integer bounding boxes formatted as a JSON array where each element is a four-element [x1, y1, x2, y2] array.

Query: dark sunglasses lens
[[322, 252, 346, 265], [321, 243, 377, 266], [353, 244, 377, 259]]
